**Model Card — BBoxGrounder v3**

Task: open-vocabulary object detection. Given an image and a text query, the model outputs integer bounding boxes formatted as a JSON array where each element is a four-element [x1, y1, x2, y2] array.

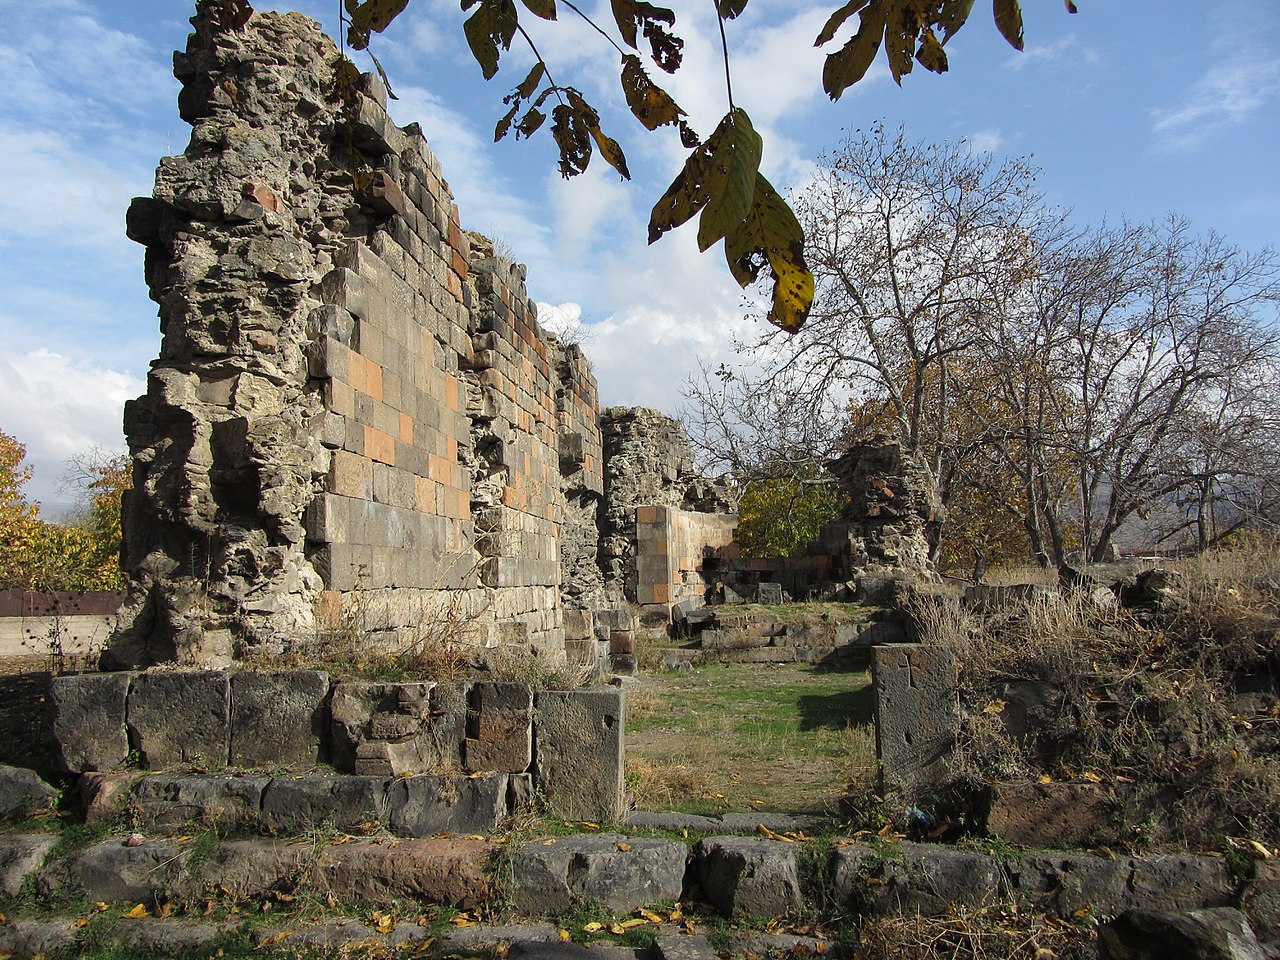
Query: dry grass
[[909, 534, 1280, 849], [856, 911, 1095, 960]]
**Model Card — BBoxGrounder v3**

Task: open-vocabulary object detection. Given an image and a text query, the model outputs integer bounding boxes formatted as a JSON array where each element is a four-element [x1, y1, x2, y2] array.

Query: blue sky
[[1, 0, 1277, 508]]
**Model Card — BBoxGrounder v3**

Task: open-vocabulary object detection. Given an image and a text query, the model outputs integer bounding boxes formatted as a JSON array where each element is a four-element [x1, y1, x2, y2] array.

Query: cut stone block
[[51, 672, 133, 772], [130, 773, 270, 831], [695, 836, 802, 920], [0, 833, 57, 896], [756, 582, 783, 604], [197, 839, 314, 900], [260, 775, 390, 832], [831, 841, 1001, 916], [46, 838, 190, 907], [534, 688, 623, 822], [464, 683, 532, 773], [128, 671, 231, 769], [511, 833, 687, 916], [1100, 908, 1266, 960], [229, 670, 330, 768], [0, 763, 57, 818], [386, 774, 508, 836], [311, 837, 496, 908], [330, 681, 447, 775], [872, 644, 957, 795]]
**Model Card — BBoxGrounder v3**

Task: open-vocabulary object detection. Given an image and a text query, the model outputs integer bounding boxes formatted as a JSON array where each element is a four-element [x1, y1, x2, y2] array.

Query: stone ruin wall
[[106, 2, 603, 668], [598, 407, 736, 609]]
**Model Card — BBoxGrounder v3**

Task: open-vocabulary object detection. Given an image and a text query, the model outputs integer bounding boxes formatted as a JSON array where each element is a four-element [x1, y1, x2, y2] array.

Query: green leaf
[[814, 0, 868, 47], [716, 0, 749, 18], [993, 0, 1024, 50], [723, 174, 813, 333], [520, 0, 557, 19], [620, 54, 686, 130], [696, 109, 762, 252], [463, 0, 519, 79], [821, 2, 887, 99], [915, 28, 947, 73], [936, 0, 976, 40], [648, 109, 750, 245]]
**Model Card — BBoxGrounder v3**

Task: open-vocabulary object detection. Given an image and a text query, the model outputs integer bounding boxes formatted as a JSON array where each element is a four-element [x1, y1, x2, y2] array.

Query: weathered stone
[[0, 919, 77, 957], [386, 774, 508, 836], [229, 670, 330, 768], [127, 671, 230, 768], [1242, 859, 1280, 948], [130, 773, 270, 831], [0, 763, 57, 818], [511, 834, 687, 916], [872, 644, 957, 795], [312, 837, 495, 907], [197, 839, 314, 899], [986, 781, 1124, 847], [1100, 908, 1266, 960], [831, 842, 1000, 916], [51, 671, 133, 772], [654, 934, 720, 960], [0, 833, 57, 896], [260, 775, 390, 832], [465, 683, 533, 773], [1008, 851, 1232, 918], [46, 838, 189, 906], [695, 836, 802, 920], [329, 681, 437, 775], [534, 689, 623, 822], [110, 919, 229, 953], [79, 771, 138, 827], [756, 582, 783, 605]]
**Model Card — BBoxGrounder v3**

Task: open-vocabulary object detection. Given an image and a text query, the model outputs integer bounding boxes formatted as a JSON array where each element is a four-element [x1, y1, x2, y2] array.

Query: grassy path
[[625, 661, 875, 815]]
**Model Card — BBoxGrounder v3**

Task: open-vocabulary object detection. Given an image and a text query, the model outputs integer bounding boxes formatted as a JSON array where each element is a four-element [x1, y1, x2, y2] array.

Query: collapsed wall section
[[599, 407, 735, 609], [107, 2, 602, 668]]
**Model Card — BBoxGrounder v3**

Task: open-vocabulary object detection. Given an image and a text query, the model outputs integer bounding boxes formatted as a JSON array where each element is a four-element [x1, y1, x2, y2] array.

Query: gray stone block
[[0, 919, 77, 958], [465, 683, 533, 773], [534, 689, 623, 822], [511, 833, 687, 916], [46, 838, 190, 906], [0, 763, 57, 818], [260, 775, 390, 832], [51, 671, 133, 772], [831, 841, 1000, 916], [1100, 908, 1266, 960], [386, 774, 508, 836], [756, 582, 784, 605], [130, 773, 270, 831], [695, 836, 802, 919], [330, 681, 441, 774], [230, 670, 330, 769], [197, 838, 314, 899], [872, 644, 957, 795], [128, 671, 231, 769], [0, 833, 57, 896]]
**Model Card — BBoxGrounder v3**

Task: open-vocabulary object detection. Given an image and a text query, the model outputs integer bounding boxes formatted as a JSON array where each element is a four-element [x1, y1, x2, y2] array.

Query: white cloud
[[1008, 33, 1097, 71], [967, 128, 1004, 154], [0, 348, 143, 506], [1152, 60, 1280, 151]]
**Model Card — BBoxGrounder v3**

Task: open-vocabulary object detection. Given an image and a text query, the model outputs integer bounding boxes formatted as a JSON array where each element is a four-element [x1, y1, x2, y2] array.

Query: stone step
[[2, 828, 1263, 934]]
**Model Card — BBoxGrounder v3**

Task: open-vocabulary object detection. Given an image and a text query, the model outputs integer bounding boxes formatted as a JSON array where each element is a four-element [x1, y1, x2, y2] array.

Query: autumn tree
[[0, 431, 128, 592]]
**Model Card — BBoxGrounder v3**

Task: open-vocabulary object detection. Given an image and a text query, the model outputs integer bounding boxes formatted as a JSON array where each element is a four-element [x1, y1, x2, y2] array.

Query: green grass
[[625, 661, 876, 815]]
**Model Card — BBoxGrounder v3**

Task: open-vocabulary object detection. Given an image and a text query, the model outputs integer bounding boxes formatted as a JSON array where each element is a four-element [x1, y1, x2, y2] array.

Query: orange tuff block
[[331, 450, 372, 498], [399, 412, 414, 444]]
